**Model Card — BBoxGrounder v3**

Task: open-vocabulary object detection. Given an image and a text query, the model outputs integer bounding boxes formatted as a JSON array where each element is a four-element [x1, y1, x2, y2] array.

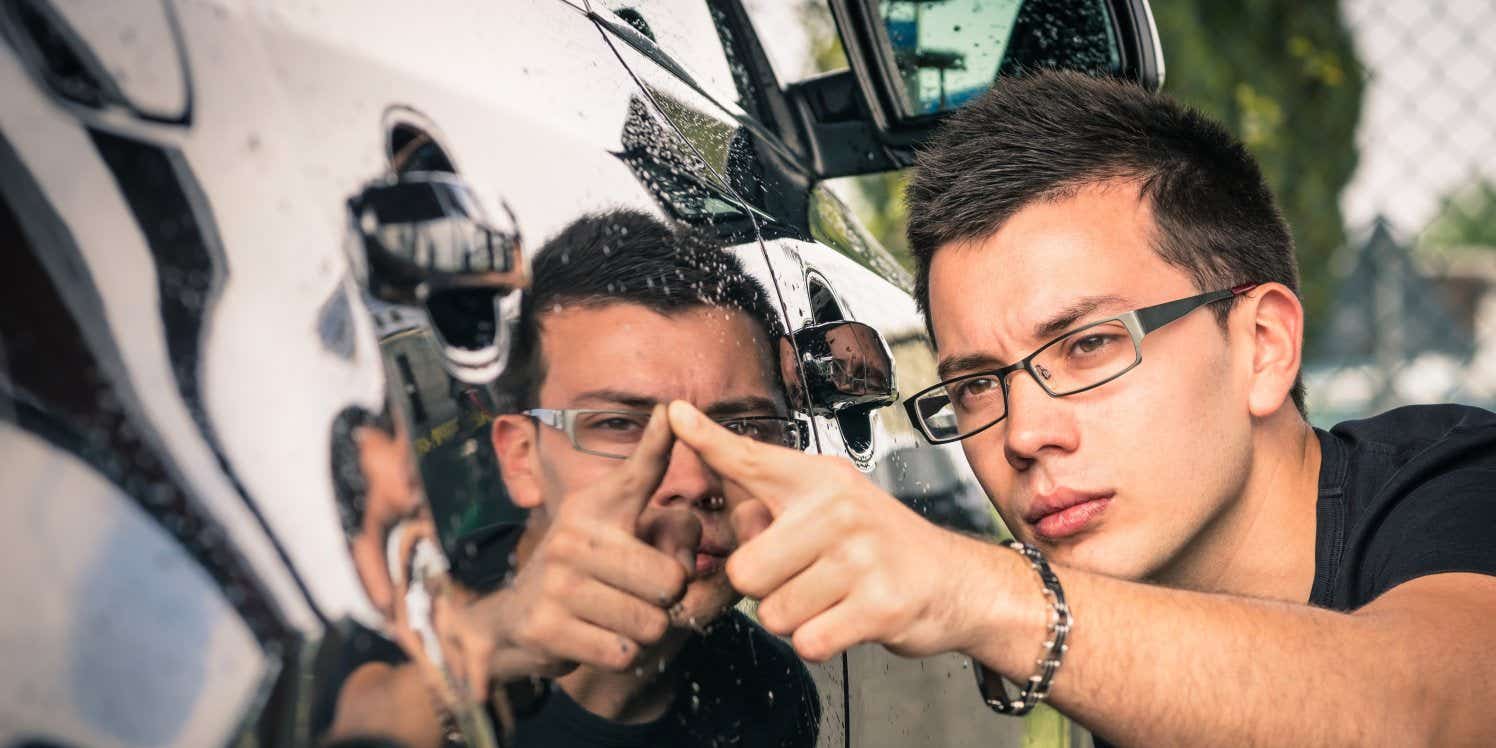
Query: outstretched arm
[[667, 400, 1496, 746], [963, 549, 1496, 745]]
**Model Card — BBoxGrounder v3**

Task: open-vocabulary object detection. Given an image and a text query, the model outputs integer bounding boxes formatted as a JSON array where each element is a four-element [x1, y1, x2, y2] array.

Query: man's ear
[[492, 414, 545, 509], [1241, 283, 1304, 418]]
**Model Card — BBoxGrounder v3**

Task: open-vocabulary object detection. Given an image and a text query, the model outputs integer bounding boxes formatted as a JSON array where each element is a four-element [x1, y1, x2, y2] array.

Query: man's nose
[[652, 438, 723, 510], [1002, 369, 1080, 470]]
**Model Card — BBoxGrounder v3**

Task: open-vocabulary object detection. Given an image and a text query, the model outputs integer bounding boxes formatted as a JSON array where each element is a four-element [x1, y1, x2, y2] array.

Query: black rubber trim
[[87, 128, 330, 628], [0, 134, 291, 648]]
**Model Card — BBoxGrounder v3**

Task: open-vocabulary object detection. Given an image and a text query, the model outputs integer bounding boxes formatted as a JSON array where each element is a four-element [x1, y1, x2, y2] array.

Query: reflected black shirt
[[1309, 404, 1496, 611], [513, 609, 820, 748]]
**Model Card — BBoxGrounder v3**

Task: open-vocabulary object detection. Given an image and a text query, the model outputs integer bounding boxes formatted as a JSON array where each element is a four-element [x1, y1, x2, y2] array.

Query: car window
[[742, 0, 850, 82], [596, 1, 742, 104]]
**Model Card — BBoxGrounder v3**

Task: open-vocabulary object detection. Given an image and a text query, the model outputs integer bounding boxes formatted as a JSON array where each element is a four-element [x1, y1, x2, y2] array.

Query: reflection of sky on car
[[779, 237, 923, 342]]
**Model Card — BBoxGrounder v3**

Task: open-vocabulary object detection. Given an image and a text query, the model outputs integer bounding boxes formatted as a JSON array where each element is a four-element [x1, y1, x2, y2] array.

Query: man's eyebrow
[[572, 389, 659, 410], [570, 391, 780, 417], [1033, 294, 1131, 340], [937, 353, 1008, 380], [702, 395, 780, 418]]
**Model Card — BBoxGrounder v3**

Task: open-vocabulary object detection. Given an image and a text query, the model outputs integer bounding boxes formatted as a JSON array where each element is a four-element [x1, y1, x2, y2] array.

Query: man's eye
[[1068, 333, 1120, 356], [724, 420, 765, 439], [951, 377, 999, 409], [593, 416, 646, 432]]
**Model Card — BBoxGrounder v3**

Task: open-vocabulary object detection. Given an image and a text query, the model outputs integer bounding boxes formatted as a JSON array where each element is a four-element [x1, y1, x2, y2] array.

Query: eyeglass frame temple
[[1134, 283, 1259, 333]]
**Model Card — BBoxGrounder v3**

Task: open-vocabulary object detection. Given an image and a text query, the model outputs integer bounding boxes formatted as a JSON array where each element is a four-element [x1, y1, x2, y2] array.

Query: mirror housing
[[346, 172, 527, 383], [794, 0, 1164, 179], [347, 172, 526, 304], [782, 320, 898, 417]]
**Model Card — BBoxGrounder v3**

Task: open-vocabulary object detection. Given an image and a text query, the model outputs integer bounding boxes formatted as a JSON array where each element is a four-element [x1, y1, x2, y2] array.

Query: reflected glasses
[[524, 408, 809, 459], [904, 284, 1259, 444]]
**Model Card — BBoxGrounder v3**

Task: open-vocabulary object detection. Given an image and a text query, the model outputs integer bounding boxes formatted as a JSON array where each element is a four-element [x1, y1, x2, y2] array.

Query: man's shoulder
[[1322, 402, 1496, 510], [1319, 403, 1496, 493], [1327, 403, 1496, 457], [1314, 403, 1496, 610]]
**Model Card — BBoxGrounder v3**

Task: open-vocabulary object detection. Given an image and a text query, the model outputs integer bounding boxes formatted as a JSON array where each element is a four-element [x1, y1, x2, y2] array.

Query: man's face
[[926, 182, 1255, 581], [523, 302, 783, 627]]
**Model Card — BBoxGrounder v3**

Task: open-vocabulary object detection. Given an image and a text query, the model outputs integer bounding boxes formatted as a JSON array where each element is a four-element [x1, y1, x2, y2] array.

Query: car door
[[3, 0, 822, 744]]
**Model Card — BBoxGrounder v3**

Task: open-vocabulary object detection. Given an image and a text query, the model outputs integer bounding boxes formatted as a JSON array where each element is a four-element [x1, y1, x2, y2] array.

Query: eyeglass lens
[[573, 411, 800, 458], [916, 319, 1139, 440]]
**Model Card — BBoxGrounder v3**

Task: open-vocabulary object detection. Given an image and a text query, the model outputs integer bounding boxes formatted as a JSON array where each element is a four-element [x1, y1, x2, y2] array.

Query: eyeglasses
[[904, 284, 1259, 444], [524, 408, 809, 459]]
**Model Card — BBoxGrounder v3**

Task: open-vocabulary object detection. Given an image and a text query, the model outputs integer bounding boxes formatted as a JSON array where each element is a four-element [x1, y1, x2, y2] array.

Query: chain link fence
[[1303, 0, 1496, 425]]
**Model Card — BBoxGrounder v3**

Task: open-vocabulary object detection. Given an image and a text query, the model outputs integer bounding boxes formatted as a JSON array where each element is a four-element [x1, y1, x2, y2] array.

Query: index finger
[[585, 404, 675, 525], [666, 400, 800, 514]]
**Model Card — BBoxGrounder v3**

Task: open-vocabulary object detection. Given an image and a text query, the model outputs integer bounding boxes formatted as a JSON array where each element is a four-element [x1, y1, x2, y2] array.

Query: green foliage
[[1420, 181, 1496, 255], [826, 0, 1366, 326], [1152, 0, 1365, 328]]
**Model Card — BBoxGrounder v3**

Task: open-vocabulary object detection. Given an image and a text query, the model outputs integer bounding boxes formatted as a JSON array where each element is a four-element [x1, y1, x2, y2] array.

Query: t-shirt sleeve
[[1358, 463, 1496, 604]]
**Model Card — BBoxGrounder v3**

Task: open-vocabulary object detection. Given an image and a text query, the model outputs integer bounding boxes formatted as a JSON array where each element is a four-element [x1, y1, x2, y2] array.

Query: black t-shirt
[[513, 609, 821, 748], [1309, 403, 1496, 611], [1092, 405, 1495, 748]]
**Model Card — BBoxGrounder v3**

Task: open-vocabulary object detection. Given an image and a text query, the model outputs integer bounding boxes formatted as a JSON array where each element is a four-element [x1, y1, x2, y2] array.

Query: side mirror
[[793, 0, 1164, 178], [783, 320, 898, 417], [347, 172, 527, 383]]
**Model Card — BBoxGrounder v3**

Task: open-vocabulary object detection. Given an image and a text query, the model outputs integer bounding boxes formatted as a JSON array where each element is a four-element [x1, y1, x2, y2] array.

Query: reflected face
[[520, 302, 783, 627], [347, 419, 425, 620], [927, 182, 1254, 581]]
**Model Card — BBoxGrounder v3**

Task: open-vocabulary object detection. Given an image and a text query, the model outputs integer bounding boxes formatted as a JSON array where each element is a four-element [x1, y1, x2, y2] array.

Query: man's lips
[[693, 544, 730, 576], [1024, 489, 1113, 540]]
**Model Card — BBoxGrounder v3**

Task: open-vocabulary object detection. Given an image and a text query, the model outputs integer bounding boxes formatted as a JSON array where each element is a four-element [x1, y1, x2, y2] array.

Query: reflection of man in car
[[330, 406, 422, 621], [819, 321, 890, 396], [329, 209, 819, 747], [661, 71, 1496, 746], [486, 209, 818, 746]]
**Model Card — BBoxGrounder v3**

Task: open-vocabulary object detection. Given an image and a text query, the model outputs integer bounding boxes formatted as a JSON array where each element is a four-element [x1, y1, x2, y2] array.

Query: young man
[[326, 210, 819, 747], [666, 71, 1496, 745]]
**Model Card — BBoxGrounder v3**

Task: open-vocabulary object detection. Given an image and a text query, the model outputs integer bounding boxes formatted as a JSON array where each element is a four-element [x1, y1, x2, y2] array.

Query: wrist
[[961, 537, 1054, 677]]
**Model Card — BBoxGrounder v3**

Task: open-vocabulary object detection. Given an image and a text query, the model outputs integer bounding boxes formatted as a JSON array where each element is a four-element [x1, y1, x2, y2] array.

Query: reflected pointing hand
[[668, 400, 984, 663], [444, 405, 700, 702]]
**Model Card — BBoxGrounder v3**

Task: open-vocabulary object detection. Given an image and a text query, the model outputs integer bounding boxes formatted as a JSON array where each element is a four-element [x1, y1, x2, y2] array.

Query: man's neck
[[556, 627, 692, 723], [1148, 413, 1322, 603]]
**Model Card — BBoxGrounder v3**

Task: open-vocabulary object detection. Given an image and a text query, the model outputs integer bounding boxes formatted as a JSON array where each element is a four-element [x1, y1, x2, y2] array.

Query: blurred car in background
[[0, 1, 1160, 745]]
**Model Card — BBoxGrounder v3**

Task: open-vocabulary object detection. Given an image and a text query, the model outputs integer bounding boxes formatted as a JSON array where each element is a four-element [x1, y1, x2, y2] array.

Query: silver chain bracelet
[[974, 540, 1071, 717]]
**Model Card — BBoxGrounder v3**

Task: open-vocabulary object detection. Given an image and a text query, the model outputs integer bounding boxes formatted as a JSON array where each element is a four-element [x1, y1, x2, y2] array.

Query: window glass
[[742, 0, 850, 82], [597, 1, 741, 102], [878, 0, 1121, 116]]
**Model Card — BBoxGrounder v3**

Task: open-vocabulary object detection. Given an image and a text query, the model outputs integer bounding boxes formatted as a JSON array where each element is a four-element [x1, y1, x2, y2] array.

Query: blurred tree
[[823, 0, 1365, 329], [1151, 0, 1364, 329], [1420, 181, 1496, 254]]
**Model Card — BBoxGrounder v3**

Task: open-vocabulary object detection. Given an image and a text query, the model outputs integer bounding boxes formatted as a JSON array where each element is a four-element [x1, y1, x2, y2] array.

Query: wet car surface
[[0, 1, 1160, 745]]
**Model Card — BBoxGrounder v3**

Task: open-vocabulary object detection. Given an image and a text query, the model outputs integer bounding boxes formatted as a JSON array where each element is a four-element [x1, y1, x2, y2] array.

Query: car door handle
[[782, 320, 898, 417]]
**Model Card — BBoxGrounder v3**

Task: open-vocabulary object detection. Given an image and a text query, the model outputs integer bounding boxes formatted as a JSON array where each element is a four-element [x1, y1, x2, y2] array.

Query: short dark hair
[[500, 209, 784, 409], [906, 70, 1305, 413]]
